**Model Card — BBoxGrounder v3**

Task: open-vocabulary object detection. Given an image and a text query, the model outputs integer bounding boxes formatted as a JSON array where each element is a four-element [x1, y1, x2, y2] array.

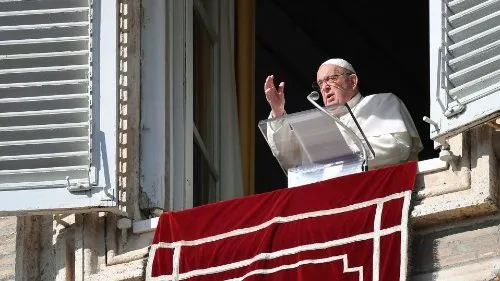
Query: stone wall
[[0, 217, 16, 281], [411, 214, 500, 281]]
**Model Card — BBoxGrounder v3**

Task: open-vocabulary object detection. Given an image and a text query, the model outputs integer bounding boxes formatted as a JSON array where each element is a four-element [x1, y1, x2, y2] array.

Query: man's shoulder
[[365, 92, 399, 102], [362, 93, 402, 108]]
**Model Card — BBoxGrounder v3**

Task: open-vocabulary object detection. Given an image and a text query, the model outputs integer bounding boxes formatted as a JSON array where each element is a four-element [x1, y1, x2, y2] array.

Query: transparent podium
[[258, 103, 374, 188]]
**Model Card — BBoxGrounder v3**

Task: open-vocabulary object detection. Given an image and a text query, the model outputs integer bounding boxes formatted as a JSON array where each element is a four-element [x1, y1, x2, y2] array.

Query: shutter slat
[[0, 180, 73, 191], [0, 99, 89, 114], [0, 122, 88, 132], [0, 0, 88, 12], [0, 36, 88, 46], [0, 22, 88, 31], [0, 137, 87, 147], [448, 10, 500, 43], [0, 65, 88, 74], [429, 0, 500, 141], [449, 39, 500, 71], [0, 151, 88, 162], [1, 28, 88, 42], [449, 0, 500, 28], [0, 55, 89, 70], [0, 79, 88, 89], [0, 70, 87, 84], [0, 84, 88, 99], [0, 41, 88, 57], [0, 7, 89, 17], [0, 166, 88, 190], [0, 93, 88, 103], [0, 166, 88, 176], [448, 0, 485, 14], [0, 50, 88, 60], [0, 0, 91, 189], [0, 157, 89, 171], [446, 0, 500, 101], [448, 25, 500, 57], [0, 108, 88, 118], [449, 69, 500, 99], [0, 142, 88, 158], [449, 54, 500, 86]]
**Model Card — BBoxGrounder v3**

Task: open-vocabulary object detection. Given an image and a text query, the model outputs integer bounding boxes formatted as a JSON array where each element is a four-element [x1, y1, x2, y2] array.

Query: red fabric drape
[[148, 161, 417, 281]]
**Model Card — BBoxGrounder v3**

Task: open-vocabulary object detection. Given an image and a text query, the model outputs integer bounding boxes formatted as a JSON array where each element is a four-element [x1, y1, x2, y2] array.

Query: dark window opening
[[255, 0, 435, 193]]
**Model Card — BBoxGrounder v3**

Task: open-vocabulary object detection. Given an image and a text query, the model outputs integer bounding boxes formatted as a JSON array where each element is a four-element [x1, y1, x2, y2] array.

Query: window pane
[[193, 140, 216, 206], [198, 0, 213, 15], [193, 10, 217, 205], [193, 11, 214, 155]]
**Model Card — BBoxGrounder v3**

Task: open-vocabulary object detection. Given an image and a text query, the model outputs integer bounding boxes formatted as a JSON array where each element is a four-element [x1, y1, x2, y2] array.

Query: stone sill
[[132, 217, 159, 234], [411, 126, 499, 228]]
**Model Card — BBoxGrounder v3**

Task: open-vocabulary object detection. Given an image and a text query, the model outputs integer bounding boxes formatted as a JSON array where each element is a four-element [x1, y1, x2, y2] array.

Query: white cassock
[[266, 92, 423, 171]]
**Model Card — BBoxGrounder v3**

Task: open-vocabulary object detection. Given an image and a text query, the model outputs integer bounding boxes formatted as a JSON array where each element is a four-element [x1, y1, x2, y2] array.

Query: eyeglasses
[[312, 73, 353, 91]]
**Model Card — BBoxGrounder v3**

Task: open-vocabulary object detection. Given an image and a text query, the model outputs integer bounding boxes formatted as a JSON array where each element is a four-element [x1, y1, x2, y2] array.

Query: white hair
[[321, 58, 356, 73]]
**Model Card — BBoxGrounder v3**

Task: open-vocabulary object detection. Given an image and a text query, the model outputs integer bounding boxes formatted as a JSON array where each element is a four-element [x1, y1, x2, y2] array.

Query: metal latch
[[423, 116, 440, 132]]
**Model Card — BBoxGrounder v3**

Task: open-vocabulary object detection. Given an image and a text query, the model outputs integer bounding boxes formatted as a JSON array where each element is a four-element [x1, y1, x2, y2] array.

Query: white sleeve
[[367, 132, 413, 169], [265, 112, 302, 171]]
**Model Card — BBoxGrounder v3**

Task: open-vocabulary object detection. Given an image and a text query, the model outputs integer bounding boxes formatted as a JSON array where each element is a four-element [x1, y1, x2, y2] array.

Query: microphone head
[[308, 91, 321, 101]]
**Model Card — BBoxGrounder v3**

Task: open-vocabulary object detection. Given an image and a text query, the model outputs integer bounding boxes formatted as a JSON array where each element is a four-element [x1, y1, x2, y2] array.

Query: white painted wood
[[0, 0, 91, 193], [168, 0, 192, 210], [184, 0, 194, 209], [94, 0, 118, 206], [0, 0, 118, 214], [140, 0, 199, 211], [429, 0, 500, 142], [140, 0, 167, 209]]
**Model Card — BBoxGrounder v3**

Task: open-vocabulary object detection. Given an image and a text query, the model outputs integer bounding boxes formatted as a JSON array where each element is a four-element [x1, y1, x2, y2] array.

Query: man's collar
[[347, 92, 362, 108], [330, 92, 362, 117]]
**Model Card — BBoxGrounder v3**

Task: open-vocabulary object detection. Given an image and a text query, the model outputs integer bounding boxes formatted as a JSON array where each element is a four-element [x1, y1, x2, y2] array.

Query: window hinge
[[100, 190, 116, 202], [90, 165, 98, 186], [66, 177, 92, 192], [444, 101, 466, 118]]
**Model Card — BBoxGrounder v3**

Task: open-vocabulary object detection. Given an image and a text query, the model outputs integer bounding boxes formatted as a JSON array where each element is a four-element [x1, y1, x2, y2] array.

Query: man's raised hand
[[264, 75, 285, 117]]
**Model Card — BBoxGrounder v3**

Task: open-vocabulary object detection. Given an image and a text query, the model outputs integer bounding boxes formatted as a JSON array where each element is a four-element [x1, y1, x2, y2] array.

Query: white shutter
[[0, 0, 118, 214], [429, 0, 500, 142]]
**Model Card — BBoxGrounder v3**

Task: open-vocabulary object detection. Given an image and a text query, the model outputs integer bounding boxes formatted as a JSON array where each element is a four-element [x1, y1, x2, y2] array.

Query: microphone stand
[[345, 103, 376, 159], [306, 91, 374, 172]]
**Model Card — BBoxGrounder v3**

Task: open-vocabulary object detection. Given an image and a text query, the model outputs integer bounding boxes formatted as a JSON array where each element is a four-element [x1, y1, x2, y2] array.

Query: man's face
[[316, 64, 358, 106]]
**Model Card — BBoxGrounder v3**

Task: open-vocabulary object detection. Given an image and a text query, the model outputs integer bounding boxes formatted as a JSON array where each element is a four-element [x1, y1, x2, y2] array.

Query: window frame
[[192, 0, 222, 205], [140, 0, 223, 211]]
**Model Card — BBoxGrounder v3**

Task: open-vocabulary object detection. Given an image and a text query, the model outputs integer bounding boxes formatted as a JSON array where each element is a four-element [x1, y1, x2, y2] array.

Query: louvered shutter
[[429, 0, 500, 142], [0, 0, 118, 214]]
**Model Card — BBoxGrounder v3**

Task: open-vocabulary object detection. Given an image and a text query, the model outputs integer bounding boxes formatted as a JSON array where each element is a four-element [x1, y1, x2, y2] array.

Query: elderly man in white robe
[[264, 58, 423, 171]]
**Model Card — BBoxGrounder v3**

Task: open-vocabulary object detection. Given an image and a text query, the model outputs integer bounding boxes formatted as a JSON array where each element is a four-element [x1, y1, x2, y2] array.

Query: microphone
[[306, 91, 374, 171], [307, 91, 321, 101]]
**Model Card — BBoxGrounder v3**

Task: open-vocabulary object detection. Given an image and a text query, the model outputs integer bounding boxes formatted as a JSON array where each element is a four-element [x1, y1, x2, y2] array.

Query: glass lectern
[[258, 104, 374, 187]]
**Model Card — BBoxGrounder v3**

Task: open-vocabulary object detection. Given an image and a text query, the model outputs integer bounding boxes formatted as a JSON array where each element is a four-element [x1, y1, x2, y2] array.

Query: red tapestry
[[147, 161, 417, 281]]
